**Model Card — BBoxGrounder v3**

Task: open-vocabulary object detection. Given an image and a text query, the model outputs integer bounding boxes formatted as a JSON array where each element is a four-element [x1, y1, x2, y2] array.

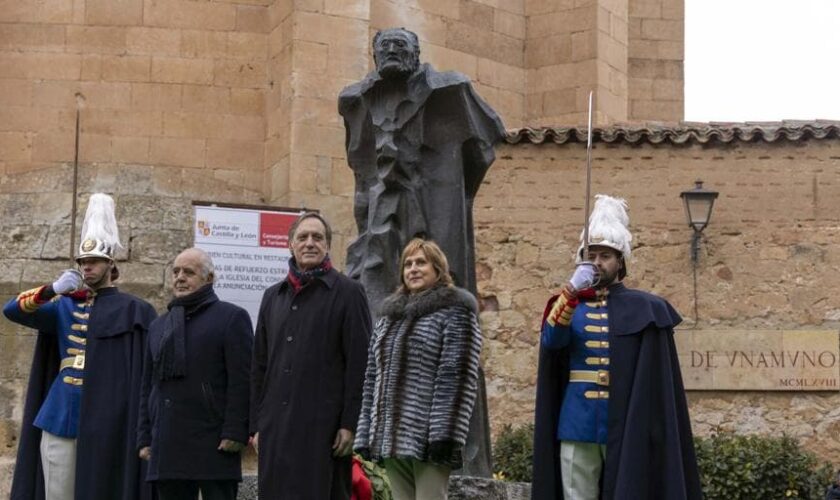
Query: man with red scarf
[[250, 212, 372, 499]]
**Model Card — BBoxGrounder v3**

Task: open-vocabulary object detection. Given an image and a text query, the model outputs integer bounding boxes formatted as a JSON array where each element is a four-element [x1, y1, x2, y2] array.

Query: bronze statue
[[339, 27, 505, 477]]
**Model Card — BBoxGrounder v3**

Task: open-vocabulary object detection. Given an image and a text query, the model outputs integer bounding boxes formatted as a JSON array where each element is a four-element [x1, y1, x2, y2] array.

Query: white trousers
[[39, 431, 76, 500], [560, 440, 607, 500], [383, 458, 451, 500]]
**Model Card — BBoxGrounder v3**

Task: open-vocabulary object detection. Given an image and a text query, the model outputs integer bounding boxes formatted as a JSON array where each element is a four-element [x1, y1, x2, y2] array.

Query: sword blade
[[583, 90, 594, 258], [70, 105, 80, 262]]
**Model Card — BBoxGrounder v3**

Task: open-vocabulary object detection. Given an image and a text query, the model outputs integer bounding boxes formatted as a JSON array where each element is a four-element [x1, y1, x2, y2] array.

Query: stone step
[[236, 475, 531, 500], [0, 464, 532, 499]]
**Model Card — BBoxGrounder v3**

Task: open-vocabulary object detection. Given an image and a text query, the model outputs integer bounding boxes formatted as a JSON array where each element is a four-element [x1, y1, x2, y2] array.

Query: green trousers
[[560, 440, 607, 500]]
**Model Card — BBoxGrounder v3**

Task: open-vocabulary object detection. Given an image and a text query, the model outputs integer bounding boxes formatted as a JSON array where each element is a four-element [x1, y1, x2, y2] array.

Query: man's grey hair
[[181, 247, 215, 283], [196, 249, 215, 282], [288, 212, 332, 247]]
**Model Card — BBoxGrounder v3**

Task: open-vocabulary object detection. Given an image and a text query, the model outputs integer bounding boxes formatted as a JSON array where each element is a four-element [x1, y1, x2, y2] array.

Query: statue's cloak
[[339, 63, 505, 309]]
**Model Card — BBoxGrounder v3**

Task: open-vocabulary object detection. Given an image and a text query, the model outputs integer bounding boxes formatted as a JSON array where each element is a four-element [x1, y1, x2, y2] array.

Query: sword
[[579, 90, 600, 286], [583, 90, 594, 259], [69, 93, 85, 262]]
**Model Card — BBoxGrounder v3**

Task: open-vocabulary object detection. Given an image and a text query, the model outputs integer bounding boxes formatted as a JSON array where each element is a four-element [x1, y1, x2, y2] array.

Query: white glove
[[52, 269, 83, 295], [569, 263, 597, 291]]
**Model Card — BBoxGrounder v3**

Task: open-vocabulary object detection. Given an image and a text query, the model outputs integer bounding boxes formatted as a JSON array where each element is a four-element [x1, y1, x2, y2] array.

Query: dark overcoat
[[532, 283, 702, 500], [251, 268, 372, 499], [11, 287, 157, 500], [138, 299, 253, 481]]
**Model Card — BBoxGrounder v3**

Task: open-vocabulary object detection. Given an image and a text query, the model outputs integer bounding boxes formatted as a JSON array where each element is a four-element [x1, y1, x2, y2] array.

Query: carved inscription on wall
[[674, 330, 839, 391]]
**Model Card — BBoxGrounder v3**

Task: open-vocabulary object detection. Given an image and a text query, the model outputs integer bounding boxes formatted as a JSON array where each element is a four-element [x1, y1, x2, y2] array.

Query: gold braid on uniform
[[546, 288, 579, 327], [16, 285, 50, 313]]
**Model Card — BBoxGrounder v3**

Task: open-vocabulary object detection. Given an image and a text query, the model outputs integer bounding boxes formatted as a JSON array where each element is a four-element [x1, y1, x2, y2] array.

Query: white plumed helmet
[[576, 195, 632, 276], [76, 193, 122, 262]]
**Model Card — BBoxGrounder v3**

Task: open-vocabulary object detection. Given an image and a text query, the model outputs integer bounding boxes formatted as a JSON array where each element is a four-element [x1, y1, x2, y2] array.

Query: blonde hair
[[398, 238, 453, 293]]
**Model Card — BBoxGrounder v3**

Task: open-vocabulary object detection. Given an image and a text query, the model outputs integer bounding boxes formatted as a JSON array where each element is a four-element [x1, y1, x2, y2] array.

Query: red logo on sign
[[260, 213, 296, 248]]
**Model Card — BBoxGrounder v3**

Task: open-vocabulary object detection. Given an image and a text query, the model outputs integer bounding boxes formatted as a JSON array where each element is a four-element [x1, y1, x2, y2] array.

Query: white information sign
[[193, 203, 303, 328]]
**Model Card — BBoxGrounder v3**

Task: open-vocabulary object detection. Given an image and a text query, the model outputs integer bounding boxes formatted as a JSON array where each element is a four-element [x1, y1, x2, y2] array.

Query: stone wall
[[627, 0, 684, 120], [264, 0, 368, 259], [0, 0, 269, 191], [525, 0, 629, 125]]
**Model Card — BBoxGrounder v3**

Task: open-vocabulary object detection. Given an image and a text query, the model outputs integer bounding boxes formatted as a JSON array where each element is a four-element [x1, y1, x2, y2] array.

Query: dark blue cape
[[532, 283, 701, 499], [11, 287, 157, 500]]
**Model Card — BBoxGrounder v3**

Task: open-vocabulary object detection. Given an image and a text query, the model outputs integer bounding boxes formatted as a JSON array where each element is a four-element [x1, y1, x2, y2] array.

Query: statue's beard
[[377, 59, 417, 79]]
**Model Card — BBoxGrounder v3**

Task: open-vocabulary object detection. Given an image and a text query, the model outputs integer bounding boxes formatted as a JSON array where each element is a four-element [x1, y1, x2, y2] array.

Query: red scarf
[[287, 256, 333, 294]]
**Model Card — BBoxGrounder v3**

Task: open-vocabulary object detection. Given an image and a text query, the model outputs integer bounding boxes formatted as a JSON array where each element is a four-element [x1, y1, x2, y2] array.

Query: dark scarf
[[287, 255, 333, 294], [153, 284, 218, 382]]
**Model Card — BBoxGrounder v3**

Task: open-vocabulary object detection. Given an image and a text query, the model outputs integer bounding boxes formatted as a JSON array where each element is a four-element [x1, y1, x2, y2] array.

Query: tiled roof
[[506, 120, 840, 145]]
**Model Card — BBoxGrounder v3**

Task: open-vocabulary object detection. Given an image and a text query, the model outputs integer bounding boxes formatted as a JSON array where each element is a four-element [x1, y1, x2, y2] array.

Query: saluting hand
[[569, 263, 598, 292], [52, 269, 83, 295]]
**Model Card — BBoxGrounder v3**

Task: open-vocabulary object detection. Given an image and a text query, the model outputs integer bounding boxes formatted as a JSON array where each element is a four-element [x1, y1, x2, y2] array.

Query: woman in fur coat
[[354, 238, 483, 500]]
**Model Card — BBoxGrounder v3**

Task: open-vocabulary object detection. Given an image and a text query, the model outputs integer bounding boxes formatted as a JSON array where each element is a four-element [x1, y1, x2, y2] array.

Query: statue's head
[[373, 28, 420, 79]]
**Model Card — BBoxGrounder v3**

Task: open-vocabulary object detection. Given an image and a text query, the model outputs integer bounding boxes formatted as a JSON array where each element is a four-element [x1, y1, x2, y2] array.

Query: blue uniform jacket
[[532, 282, 702, 500], [9, 285, 157, 500], [541, 288, 610, 444], [4, 287, 91, 438]]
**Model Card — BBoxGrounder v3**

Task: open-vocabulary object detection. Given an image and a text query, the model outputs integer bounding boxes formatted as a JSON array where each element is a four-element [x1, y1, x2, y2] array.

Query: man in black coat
[[251, 212, 372, 499], [532, 195, 701, 500], [138, 247, 253, 500]]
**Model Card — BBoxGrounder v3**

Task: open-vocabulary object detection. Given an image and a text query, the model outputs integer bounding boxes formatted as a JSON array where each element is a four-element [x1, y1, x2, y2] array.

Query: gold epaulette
[[16, 286, 48, 313]]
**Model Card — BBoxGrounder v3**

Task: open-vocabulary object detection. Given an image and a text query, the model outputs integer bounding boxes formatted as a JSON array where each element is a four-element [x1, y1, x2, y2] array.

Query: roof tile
[[506, 120, 840, 145]]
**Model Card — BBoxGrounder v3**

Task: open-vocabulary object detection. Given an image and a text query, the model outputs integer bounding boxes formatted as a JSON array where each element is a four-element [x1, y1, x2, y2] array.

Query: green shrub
[[490, 423, 834, 498], [492, 423, 534, 482], [694, 431, 833, 500]]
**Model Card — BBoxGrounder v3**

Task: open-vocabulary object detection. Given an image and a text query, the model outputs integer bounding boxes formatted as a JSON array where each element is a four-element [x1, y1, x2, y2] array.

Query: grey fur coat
[[354, 285, 483, 468]]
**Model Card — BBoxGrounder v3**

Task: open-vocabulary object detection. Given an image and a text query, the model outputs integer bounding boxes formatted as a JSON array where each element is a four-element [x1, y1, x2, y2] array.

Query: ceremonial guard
[[532, 195, 701, 500], [7, 194, 157, 500]]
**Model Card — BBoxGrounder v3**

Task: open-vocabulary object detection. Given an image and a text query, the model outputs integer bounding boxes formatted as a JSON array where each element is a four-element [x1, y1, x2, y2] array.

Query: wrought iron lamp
[[680, 180, 719, 263], [680, 180, 718, 324]]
